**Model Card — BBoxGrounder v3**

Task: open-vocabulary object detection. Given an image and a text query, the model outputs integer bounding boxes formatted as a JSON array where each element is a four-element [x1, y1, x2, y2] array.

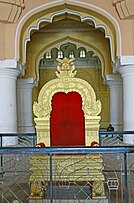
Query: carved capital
[[0, 0, 25, 23], [113, 0, 134, 19]]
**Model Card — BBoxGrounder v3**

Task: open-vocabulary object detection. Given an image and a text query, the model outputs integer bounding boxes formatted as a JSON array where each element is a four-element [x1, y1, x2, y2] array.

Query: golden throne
[[30, 58, 106, 200]]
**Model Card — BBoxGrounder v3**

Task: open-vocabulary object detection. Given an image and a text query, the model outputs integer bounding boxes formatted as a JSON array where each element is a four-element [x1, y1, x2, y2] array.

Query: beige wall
[[0, 0, 134, 60]]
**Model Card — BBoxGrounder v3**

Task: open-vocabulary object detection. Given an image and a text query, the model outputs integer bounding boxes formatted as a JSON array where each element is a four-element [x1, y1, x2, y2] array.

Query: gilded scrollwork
[[33, 57, 102, 146], [33, 100, 51, 118], [33, 58, 101, 118]]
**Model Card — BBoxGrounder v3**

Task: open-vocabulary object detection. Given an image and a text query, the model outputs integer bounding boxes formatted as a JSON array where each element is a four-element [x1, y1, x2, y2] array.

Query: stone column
[[17, 77, 35, 133], [0, 60, 22, 146], [105, 74, 123, 131], [116, 56, 134, 144]]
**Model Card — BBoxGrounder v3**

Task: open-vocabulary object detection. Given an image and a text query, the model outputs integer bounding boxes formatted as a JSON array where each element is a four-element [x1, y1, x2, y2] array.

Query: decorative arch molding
[[22, 10, 115, 64], [35, 36, 105, 81], [15, 0, 121, 64]]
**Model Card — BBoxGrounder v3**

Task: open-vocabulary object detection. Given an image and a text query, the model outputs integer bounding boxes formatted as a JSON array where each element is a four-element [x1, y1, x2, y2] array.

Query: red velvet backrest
[[50, 92, 85, 147]]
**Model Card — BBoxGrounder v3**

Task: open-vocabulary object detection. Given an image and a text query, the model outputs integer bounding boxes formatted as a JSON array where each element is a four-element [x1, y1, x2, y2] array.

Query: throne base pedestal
[[29, 154, 106, 200]]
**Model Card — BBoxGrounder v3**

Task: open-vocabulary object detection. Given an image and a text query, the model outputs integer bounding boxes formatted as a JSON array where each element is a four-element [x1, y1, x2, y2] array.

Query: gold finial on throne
[[55, 57, 77, 78]]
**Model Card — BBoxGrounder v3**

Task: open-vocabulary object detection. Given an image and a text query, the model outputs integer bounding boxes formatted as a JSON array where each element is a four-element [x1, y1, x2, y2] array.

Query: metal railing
[[99, 131, 134, 146], [0, 131, 134, 147], [0, 133, 36, 148], [0, 146, 134, 203], [0, 132, 134, 202]]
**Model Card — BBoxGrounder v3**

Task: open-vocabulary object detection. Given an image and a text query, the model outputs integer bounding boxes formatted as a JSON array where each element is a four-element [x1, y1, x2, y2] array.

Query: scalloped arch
[[35, 36, 104, 81], [15, 1, 121, 64]]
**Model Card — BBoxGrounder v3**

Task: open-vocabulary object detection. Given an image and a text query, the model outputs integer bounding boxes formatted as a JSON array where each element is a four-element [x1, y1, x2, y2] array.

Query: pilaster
[[0, 59, 23, 146], [115, 56, 134, 144], [17, 77, 36, 133], [105, 74, 123, 131]]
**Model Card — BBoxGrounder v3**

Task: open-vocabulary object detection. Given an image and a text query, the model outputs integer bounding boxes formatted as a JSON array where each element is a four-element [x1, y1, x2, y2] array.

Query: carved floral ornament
[[33, 57, 101, 118], [56, 57, 77, 78]]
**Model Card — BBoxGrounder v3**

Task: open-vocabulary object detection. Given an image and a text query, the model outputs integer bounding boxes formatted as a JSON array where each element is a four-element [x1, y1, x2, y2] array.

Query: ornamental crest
[[55, 57, 77, 78]]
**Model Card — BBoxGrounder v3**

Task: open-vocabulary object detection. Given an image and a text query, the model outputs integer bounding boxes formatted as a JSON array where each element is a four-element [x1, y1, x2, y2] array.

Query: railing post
[[124, 153, 129, 203], [99, 131, 101, 145], [0, 134, 3, 177], [33, 133, 36, 147], [50, 154, 53, 203]]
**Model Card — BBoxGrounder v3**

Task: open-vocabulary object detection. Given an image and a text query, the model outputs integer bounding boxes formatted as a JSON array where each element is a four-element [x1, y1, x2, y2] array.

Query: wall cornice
[[113, 0, 134, 19], [113, 56, 134, 76], [0, 0, 25, 23]]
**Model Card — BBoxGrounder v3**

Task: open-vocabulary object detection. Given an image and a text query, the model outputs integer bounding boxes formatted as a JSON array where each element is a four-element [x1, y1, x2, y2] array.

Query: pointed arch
[[15, 0, 121, 64], [35, 36, 105, 81]]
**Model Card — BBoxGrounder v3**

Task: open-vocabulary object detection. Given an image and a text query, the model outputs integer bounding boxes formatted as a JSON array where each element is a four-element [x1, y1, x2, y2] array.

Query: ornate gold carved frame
[[33, 58, 102, 146]]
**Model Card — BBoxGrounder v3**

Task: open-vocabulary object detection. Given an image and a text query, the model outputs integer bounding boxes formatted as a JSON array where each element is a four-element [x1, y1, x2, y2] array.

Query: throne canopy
[[33, 57, 102, 147]]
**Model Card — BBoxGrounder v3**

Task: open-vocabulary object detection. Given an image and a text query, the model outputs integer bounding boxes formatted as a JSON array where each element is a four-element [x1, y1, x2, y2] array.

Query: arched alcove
[[16, 2, 113, 129], [26, 19, 111, 81], [37, 41, 103, 82], [15, 1, 121, 66]]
